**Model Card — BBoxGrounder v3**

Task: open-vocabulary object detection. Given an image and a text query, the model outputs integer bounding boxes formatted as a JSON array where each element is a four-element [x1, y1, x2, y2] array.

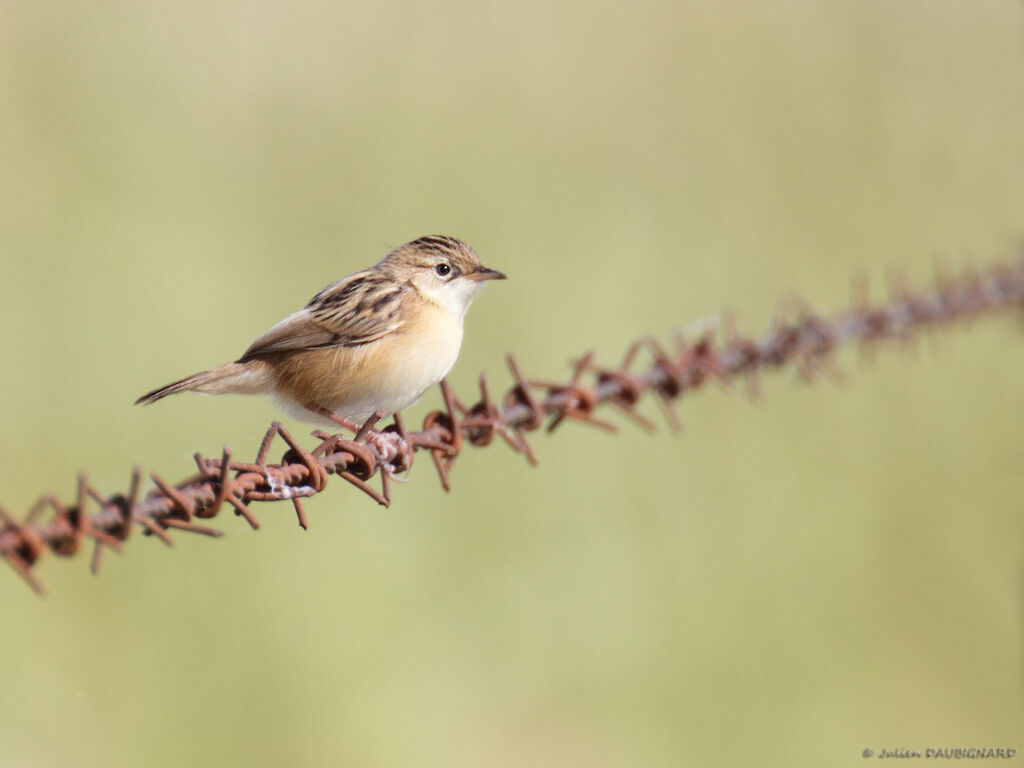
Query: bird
[[135, 235, 505, 431]]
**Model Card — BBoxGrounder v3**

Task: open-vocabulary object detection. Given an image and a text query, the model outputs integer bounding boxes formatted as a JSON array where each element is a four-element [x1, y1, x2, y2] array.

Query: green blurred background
[[3, 1, 1024, 765]]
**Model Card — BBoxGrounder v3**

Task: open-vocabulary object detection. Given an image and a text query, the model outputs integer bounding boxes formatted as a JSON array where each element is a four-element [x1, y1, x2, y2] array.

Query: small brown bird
[[136, 235, 505, 428]]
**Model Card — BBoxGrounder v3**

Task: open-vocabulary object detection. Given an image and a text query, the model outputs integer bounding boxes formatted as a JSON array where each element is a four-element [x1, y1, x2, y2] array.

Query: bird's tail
[[134, 361, 271, 405]]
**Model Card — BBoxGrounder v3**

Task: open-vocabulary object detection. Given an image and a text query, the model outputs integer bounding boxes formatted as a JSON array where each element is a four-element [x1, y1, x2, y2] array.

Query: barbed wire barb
[[4, 254, 1024, 592]]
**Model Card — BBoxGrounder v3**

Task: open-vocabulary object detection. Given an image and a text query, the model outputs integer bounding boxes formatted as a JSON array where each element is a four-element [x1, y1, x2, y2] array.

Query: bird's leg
[[305, 403, 362, 433], [305, 404, 406, 470]]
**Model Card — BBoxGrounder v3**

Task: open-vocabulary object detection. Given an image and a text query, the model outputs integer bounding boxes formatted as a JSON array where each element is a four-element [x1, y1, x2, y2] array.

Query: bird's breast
[[378, 305, 464, 401]]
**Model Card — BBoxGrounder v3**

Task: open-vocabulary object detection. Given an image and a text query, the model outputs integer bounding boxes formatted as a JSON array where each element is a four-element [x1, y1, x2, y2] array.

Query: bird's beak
[[467, 265, 507, 282]]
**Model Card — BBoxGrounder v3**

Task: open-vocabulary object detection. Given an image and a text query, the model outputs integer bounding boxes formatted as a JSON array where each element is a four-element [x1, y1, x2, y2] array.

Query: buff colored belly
[[271, 305, 463, 425]]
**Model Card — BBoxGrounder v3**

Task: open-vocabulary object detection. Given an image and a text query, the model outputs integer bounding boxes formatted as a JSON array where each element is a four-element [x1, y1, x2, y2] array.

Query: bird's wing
[[238, 271, 407, 360]]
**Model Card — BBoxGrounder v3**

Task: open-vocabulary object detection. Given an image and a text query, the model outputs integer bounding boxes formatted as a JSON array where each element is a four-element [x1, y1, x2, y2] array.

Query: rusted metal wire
[[3, 257, 1024, 593]]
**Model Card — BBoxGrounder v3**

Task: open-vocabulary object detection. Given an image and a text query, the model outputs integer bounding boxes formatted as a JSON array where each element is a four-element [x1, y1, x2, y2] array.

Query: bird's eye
[[434, 263, 451, 277]]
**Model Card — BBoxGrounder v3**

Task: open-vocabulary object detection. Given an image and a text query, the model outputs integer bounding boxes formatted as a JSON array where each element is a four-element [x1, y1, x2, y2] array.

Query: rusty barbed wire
[[3, 257, 1024, 593]]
